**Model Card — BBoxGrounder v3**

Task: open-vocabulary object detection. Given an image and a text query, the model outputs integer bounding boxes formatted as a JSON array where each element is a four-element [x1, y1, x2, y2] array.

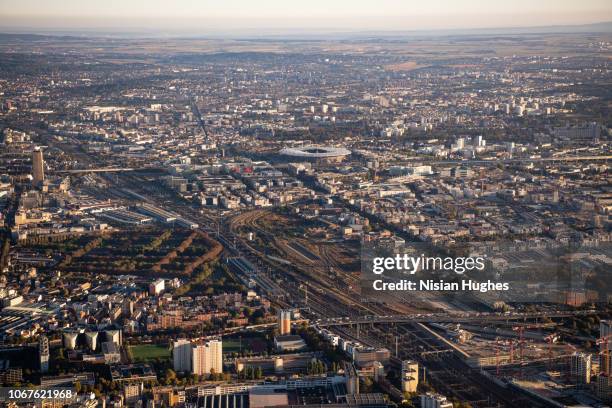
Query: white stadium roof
[[279, 146, 351, 158]]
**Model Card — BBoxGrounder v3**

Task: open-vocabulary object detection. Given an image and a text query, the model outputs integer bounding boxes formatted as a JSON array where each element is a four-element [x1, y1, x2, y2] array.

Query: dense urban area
[[0, 29, 610, 408]]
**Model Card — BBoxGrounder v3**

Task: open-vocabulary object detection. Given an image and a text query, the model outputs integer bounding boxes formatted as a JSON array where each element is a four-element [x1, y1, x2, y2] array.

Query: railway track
[[327, 320, 546, 408], [228, 210, 396, 317]]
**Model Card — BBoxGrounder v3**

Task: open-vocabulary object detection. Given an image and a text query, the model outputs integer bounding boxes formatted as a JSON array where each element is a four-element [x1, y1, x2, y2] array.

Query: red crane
[[495, 337, 501, 375], [495, 338, 512, 376], [513, 324, 541, 361], [513, 324, 546, 378]]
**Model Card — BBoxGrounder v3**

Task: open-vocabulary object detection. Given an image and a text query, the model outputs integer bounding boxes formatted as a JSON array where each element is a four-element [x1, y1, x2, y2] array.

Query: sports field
[[129, 344, 171, 361]]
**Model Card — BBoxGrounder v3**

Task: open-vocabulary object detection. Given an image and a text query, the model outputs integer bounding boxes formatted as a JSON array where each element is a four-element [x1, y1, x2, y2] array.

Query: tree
[[165, 368, 177, 382], [400, 400, 415, 408]]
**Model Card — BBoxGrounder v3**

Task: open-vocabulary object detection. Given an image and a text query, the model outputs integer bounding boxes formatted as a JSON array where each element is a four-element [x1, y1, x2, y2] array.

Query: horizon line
[[0, 20, 611, 40]]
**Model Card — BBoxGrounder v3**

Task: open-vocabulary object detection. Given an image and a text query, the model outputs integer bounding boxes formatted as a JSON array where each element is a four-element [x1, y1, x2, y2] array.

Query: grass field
[[223, 335, 268, 354], [129, 344, 170, 361], [222, 339, 243, 353]]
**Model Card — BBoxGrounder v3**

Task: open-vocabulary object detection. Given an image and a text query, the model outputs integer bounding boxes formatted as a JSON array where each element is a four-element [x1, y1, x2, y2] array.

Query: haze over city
[[1, 0, 612, 36]]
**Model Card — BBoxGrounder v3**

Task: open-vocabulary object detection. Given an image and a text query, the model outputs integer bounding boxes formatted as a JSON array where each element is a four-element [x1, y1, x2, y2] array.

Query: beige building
[[401, 360, 419, 393], [14, 210, 51, 226], [192, 339, 222, 377], [124, 383, 143, 403], [152, 386, 185, 407]]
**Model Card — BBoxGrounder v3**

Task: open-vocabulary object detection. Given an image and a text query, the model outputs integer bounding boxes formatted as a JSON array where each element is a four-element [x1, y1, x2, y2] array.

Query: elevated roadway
[[315, 310, 590, 327]]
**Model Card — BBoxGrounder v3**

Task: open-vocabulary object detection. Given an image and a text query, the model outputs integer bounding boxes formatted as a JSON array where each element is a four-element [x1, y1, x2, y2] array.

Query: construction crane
[[512, 324, 540, 362], [495, 338, 513, 376], [495, 337, 502, 376], [513, 324, 546, 378]]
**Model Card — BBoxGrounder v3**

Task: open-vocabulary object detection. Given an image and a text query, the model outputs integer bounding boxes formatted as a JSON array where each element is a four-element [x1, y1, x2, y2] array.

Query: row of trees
[[297, 326, 349, 365], [59, 236, 105, 268], [160, 368, 231, 386], [306, 359, 327, 375], [140, 230, 172, 253], [152, 231, 198, 272], [173, 262, 214, 296], [237, 365, 264, 380]]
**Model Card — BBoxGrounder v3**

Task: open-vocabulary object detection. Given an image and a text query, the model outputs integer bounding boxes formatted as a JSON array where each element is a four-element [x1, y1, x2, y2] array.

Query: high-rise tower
[[39, 335, 49, 373], [32, 147, 45, 185]]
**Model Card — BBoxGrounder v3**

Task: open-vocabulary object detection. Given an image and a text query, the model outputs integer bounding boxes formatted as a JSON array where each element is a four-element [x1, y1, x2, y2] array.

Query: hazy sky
[[1, 0, 611, 35]]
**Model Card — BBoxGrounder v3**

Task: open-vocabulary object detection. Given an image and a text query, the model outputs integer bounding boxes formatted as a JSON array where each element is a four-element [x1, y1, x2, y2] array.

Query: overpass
[[315, 310, 590, 327]]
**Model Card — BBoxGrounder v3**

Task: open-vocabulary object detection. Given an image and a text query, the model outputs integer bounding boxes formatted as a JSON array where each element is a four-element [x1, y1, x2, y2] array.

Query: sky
[[1, 0, 611, 36]]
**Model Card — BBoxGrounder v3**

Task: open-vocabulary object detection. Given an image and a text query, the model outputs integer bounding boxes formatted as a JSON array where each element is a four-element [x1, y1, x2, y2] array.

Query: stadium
[[278, 146, 351, 163]]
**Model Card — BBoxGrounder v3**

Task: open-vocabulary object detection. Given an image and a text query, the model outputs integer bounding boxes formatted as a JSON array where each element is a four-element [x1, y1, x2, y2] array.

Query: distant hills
[[0, 21, 610, 41]]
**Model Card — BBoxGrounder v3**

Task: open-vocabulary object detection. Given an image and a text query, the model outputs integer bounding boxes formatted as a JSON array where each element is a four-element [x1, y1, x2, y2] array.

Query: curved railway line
[[227, 209, 395, 317]]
